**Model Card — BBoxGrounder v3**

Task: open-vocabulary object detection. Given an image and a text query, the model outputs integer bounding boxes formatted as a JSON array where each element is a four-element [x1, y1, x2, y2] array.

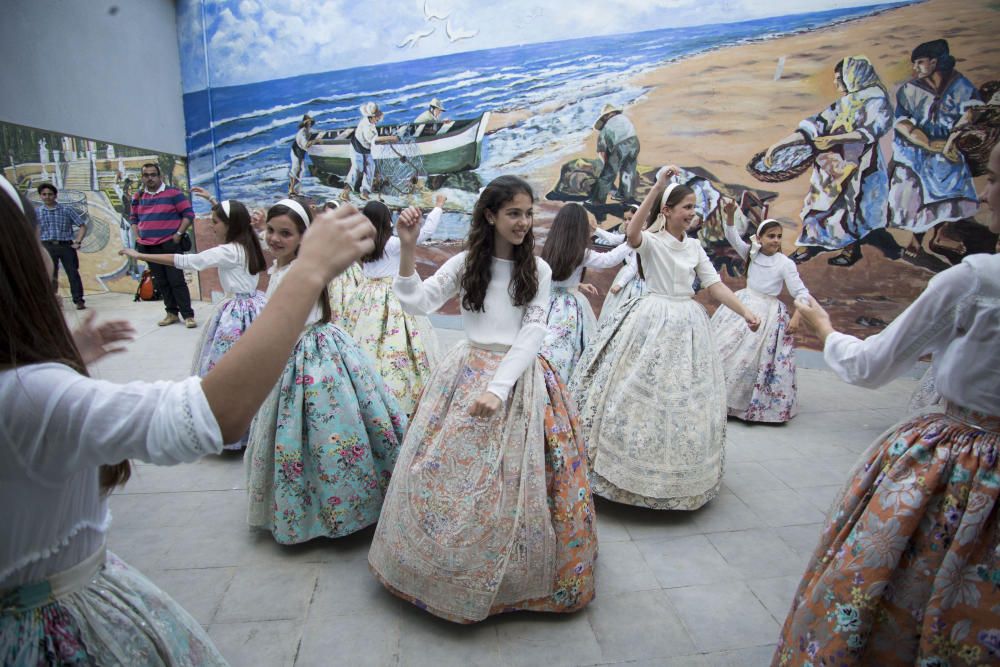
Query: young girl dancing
[[710, 201, 809, 423], [245, 198, 407, 545], [773, 142, 1000, 666], [342, 196, 445, 415], [569, 167, 760, 510], [539, 202, 631, 381], [368, 176, 596, 623], [121, 198, 268, 448], [0, 174, 375, 666], [319, 200, 365, 321], [597, 205, 646, 323]]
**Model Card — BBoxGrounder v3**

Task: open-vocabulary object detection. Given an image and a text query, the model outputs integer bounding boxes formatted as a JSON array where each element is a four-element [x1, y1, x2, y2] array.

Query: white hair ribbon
[[276, 198, 310, 228], [221, 200, 232, 218], [749, 218, 780, 261], [0, 175, 24, 213], [648, 182, 679, 234]]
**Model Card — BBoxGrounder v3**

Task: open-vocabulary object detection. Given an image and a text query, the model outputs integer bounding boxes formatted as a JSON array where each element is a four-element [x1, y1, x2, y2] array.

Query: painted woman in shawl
[[887, 39, 982, 269], [765, 56, 893, 267]]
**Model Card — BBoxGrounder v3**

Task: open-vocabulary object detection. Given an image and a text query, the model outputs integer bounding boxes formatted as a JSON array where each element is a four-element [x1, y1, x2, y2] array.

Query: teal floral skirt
[[246, 322, 408, 544]]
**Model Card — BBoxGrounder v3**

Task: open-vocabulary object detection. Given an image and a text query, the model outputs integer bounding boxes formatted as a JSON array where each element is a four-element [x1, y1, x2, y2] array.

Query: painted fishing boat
[[307, 112, 490, 182]]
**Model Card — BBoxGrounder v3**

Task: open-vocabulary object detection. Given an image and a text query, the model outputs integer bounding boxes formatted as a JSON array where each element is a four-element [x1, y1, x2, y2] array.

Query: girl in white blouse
[[0, 175, 376, 667], [342, 197, 444, 416], [597, 204, 648, 323], [121, 198, 268, 449], [539, 202, 632, 381], [368, 176, 597, 623], [710, 202, 810, 423], [244, 199, 406, 545], [569, 167, 760, 510], [773, 142, 1000, 667]]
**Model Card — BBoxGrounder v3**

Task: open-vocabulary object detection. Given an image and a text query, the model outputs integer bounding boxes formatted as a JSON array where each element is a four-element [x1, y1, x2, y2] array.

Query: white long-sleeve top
[[552, 243, 633, 288], [593, 228, 640, 288], [394, 252, 552, 401], [635, 230, 721, 296], [363, 207, 443, 279], [173, 242, 260, 294], [824, 254, 999, 414], [723, 225, 810, 300], [1, 365, 222, 587], [267, 260, 323, 328]]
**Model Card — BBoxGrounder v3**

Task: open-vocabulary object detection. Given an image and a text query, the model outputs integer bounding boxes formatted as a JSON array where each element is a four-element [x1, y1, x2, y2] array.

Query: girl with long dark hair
[[121, 198, 268, 449], [539, 202, 631, 381], [569, 167, 760, 510], [343, 196, 444, 415], [0, 175, 376, 665], [368, 175, 597, 623], [245, 198, 407, 545]]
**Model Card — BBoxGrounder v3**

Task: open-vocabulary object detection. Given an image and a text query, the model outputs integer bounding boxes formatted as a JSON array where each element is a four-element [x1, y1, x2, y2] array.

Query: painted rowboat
[[307, 112, 490, 181]]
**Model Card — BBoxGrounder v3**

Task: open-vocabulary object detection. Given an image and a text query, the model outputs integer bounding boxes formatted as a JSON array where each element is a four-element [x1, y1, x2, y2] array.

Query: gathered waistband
[[1, 544, 106, 613], [945, 402, 1000, 433]]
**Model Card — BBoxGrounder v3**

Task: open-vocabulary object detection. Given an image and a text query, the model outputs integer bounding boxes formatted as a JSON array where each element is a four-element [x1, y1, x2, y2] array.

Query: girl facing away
[[320, 200, 365, 321], [0, 174, 376, 666], [368, 176, 597, 623], [597, 204, 646, 323], [245, 198, 407, 545], [710, 202, 809, 423], [772, 142, 1000, 666], [342, 196, 445, 416], [569, 167, 760, 510], [539, 202, 631, 381], [121, 197, 268, 449]]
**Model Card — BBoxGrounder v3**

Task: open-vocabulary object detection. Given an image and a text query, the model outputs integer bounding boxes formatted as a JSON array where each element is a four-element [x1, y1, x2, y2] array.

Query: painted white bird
[[423, 0, 450, 21], [445, 18, 478, 42], [397, 27, 435, 49]]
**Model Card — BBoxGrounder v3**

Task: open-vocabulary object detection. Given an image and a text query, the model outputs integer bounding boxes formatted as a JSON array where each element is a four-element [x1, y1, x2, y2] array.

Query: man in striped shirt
[[36, 183, 88, 310], [130, 163, 197, 327]]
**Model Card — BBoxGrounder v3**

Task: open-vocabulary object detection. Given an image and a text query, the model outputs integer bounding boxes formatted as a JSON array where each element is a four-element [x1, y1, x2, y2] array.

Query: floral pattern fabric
[[368, 344, 597, 623], [342, 276, 438, 416], [328, 262, 364, 323], [540, 287, 598, 383], [598, 268, 646, 325], [711, 288, 798, 423], [245, 322, 407, 545], [569, 294, 727, 510], [773, 405, 1000, 667], [0, 552, 226, 666], [190, 292, 268, 449]]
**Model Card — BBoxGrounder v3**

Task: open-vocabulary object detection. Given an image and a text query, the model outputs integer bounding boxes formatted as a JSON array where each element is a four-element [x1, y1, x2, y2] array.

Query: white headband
[[659, 182, 680, 212], [749, 218, 781, 261], [276, 198, 310, 228], [221, 200, 232, 218], [0, 175, 24, 213]]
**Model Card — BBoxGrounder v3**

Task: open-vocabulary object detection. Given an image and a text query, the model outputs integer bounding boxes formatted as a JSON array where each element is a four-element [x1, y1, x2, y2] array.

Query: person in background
[[35, 182, 87, 310]]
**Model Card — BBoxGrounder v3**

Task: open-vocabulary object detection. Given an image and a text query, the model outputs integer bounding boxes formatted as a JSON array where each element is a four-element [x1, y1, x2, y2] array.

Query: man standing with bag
[[130, 163, 197, 327]]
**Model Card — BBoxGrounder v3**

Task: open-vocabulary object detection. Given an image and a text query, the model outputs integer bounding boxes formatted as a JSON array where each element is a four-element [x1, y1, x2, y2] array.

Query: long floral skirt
[[539, 287, 598, 383], [368, 343, 597, 623], [342, 276, 438, 416], [328, 262, 364, 322], [0, 547, 227, 666], [598, 268, 645, 324], [245, 322, 408, 545], [569, 293, 726, 510], [191, 292, 268, 449], [773, 405, 1000, 667], [711, 287, 797, 423]]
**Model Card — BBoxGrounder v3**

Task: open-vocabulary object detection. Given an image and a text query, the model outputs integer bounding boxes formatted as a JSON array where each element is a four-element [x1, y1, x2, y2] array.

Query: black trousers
[[140, 240, 194, 318], [43, 242, 85, 304]]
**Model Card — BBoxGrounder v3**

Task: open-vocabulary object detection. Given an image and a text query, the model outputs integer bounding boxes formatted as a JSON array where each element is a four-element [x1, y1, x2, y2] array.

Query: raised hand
[[396, 206, 423, 246], [655, 164, 680, 186], [72, 311, 137, 364], [434, 193, 448, 208], [190, 186, 216, 204], [722, 198, 738, 226]]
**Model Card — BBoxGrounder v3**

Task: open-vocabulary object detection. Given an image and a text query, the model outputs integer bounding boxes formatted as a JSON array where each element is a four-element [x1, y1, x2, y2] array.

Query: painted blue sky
[[176, 0, 908, 92]]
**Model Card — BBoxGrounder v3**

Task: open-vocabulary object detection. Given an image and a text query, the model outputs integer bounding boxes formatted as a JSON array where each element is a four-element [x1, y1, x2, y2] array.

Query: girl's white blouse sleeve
[[694, 244, 722, 290], [723, 224, 750, 260], [173, 243, 243, 272], [593, 228, 626, 245], [781, 259, 810, 301], [583, 242, 633, 269], [1, 363, 223, 484], [614, 253, 638, 287], [487, 259, 552, 401], [393, 251, 464, 316]]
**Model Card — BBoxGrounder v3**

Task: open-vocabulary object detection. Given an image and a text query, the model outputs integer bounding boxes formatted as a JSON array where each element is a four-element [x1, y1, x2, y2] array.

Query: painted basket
[[746, 141, 816, 183]]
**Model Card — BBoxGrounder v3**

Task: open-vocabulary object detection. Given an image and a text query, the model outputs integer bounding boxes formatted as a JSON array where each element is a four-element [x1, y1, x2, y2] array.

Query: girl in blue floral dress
[[245, 198, 407, 544]]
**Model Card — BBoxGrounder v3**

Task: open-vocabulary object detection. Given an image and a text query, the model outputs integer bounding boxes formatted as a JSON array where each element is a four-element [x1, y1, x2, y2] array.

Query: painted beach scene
[[180, 0, 1000, 341]]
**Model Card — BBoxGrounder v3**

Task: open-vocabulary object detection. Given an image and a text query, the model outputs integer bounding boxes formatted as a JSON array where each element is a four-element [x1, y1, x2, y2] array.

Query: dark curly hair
[[541, 203, 591, 282], [461, 175, 538, 312], [266, 197, 333, 323]]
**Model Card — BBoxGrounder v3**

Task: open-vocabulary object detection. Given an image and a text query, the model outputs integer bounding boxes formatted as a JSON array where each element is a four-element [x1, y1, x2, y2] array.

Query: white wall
[[0, 0, 187, 155]]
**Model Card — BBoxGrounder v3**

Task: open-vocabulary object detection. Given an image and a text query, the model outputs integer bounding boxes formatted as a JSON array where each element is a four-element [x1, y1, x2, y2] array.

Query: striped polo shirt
[[129, 184, 195, 246]]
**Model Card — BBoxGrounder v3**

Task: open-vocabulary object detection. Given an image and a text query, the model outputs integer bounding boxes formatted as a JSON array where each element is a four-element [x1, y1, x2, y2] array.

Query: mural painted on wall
[[178, 0, 999, 346], [0, 121, 199, 299]]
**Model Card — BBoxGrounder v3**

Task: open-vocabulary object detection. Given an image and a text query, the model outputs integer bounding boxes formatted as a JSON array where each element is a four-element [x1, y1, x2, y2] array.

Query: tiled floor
[[74, 292, 921, 667]]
